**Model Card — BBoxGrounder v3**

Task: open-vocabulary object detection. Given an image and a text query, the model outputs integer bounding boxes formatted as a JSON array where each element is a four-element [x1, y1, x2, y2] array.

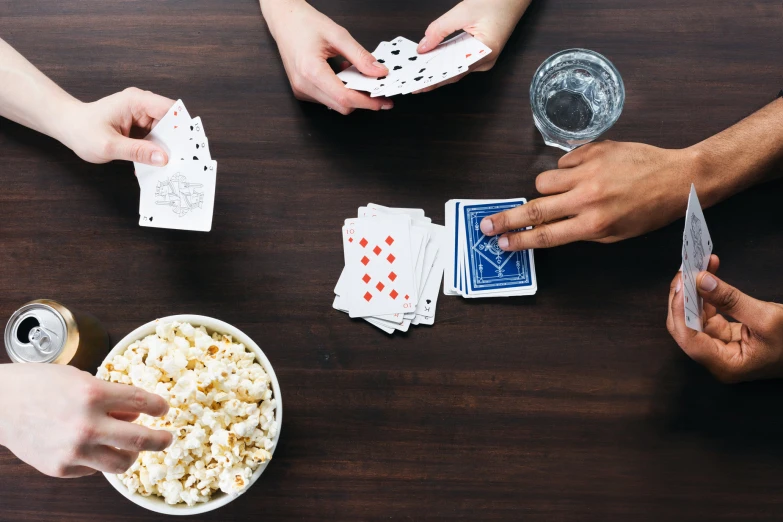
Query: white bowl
[[101, 314, 283, 516]]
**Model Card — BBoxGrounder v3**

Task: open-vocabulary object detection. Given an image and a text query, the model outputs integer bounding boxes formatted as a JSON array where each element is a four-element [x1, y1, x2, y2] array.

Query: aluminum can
[[4, 299, 109, 371]]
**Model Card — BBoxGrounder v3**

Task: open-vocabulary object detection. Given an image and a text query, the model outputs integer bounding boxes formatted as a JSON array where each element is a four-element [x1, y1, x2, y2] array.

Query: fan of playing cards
[[445, 199, 538, 298], [337, 34, 492, 98], [134, 99, 217, 232], [333, 204, 447, 334]]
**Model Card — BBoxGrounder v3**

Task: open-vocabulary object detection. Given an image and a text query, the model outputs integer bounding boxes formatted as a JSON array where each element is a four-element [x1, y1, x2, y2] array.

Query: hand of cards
[[133, 100, 217, 232], [445, 199, 538, 298], [333, 204, 447, 334], [681, 184, 713, 331], [337, 33, 492, 98]]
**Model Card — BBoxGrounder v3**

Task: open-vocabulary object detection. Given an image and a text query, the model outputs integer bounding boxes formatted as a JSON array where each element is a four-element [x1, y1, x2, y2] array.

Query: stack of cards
[[337, 33, 492, 98], [133, 99, 217, 232], [444, 199, 538, 298], [333, 204, 447, 334], [681, 184, 713, 331]]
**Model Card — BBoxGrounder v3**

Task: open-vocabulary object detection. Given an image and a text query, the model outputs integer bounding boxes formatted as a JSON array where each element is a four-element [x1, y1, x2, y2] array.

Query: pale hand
[[414, 0, 531, 92], [0, 364, 172, 478], [480, 141, 705, 250], [667, 254, 783, 383], [56, 87, 174, 166], [261, 0, 392, 114]]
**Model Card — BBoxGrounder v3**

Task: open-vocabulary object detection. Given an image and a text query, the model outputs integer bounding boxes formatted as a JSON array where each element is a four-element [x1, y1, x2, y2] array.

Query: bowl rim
[[100, 314, 283, 516]]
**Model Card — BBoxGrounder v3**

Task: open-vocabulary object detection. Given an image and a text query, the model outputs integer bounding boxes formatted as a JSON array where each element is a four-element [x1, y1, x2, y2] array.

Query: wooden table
[[1, 0, 781, 520]]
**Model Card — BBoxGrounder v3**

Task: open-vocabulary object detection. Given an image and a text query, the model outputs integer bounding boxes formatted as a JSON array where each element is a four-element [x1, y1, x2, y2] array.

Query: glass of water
[[530, 49, 625, 151]]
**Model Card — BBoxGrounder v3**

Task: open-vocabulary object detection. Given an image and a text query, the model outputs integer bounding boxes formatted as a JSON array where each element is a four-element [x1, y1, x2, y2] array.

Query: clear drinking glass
[[530, 49, 625, 151]]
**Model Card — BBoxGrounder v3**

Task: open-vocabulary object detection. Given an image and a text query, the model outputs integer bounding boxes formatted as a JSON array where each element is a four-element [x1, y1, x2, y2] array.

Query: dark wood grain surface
[[1, 0, 782, 520]]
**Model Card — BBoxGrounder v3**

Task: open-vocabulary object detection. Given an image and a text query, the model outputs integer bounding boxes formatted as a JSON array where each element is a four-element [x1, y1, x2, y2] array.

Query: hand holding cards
[[134, 100, 217, 232], [337, 34, 491, 98], [681, 184, 713, 331], [445, 199, 538, 298], [333, 204, 447, 334]]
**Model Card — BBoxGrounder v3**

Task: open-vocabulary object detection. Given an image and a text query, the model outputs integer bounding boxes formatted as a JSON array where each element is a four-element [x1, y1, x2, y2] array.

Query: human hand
[[479, 141, 707, 250], [260, 0, 392, 114], [414, 0, 531, 92], [0, 364, 172, 478], [667, 254, 783, 383], [56, 87, 174, 166]]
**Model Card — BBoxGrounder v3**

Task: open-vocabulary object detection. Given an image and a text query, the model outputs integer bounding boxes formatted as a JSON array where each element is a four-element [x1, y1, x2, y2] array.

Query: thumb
[[331, 29, 388, 77], [697, 272, 769, 326], [418, 4, 473, 52], [110, 136, 168, 166]]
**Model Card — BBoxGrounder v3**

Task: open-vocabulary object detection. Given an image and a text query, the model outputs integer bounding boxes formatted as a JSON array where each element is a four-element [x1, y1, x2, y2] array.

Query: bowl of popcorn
[[97, 315, 282, 515]]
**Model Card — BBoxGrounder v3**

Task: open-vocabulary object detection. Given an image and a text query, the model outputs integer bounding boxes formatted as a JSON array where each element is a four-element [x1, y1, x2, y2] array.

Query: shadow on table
[[290, 0, 546, 193], [652, 356, 783, 455]]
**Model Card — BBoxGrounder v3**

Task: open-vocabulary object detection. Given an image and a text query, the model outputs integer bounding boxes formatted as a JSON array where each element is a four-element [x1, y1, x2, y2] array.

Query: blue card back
[[462, 201, 534, 293]]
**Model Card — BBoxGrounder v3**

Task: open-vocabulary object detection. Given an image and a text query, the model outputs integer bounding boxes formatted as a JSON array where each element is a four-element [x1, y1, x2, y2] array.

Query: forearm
[[691, 98, 783, 207], [259, 0, 304, 40], [0, 37, 77, 143], [0, 365, 12, 448]]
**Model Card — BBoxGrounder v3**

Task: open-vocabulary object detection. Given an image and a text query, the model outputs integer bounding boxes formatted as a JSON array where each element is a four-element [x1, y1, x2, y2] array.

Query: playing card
[[139, 160, 217, 232], [400, 33, 492, 95], [444, 198, 537, 298], [413, 223, 446, 325], [180, 117, 211, 162], [462, 201, 536, 296], [370, 37, 423, 97], [342, 216, 418, 318], [335, 204, 447, 333], [337, 42, 391, 93], [150, 99, 190, 149], [681, 184, 713, 331]]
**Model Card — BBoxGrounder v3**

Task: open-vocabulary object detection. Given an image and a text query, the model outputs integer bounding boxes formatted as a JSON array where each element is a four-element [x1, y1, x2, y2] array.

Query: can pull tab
[[28, 327, 55, 354]]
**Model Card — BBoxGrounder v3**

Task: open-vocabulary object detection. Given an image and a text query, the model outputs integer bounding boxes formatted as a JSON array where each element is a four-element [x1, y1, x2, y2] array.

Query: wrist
[[47, 97, 83, 153], [679, 144, 726, 208]]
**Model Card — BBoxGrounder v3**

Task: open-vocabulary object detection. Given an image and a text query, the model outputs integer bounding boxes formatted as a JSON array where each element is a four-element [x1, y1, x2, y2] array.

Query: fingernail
[[675, 278, 681, 294], [700, 274, 718, 292], [480, 218, 494, 235], [151, 151, 165, 166], [418, 37, 429, 51], [372, 61, 386, 70], [381, 104, 393, 110], [498, 237, 509, 249]]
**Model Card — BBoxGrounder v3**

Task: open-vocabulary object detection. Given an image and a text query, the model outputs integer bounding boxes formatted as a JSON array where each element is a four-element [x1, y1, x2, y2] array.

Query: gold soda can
[[4, 299, 109, 372]]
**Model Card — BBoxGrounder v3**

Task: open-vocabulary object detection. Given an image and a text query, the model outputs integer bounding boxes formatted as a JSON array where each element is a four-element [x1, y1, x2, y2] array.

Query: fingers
[[496, 217, 594, 251], [696, 271, 771, 327], [330, 28, 388, 77], [313, 61, 392, 113], [107, 136, 168, 166], [557, 143, 597, 169], [479, 195, 573, 236], [702, 254, 720, 319], [418, 3, 472, 52], [535, 169, 580, 195], [666, 272, 681, 333], [79, 445, 138, 475], [124, 87, 175, 122], [110, 412, 140, 422], [97, 419, 173, 452], [56, 465, 97, 479], [94, 381, 169, 417], [668, 274, 727, 367]]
